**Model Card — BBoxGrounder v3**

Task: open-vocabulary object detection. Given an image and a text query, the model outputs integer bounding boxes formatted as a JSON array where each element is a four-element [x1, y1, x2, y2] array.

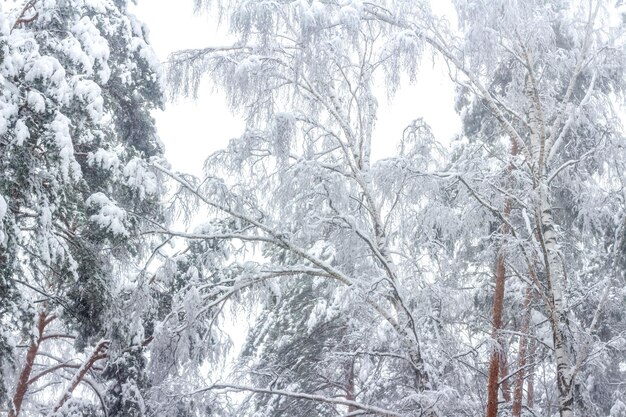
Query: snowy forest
[[1, 0, 626, 416]]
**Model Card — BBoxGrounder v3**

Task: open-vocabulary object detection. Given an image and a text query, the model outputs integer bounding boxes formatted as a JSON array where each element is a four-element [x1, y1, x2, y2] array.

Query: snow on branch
[[184, 382, 405, 417]]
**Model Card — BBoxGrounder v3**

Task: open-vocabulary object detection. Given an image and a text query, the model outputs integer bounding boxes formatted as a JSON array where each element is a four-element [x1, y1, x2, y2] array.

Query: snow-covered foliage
[[160, 1, 626, 416], [0, 0, 165, 415], [3, 1, 626, 417]]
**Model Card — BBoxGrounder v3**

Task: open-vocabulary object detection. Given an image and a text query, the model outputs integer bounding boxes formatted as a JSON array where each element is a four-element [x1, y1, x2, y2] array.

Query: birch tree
[[368, 0, 626, 415], [160, 1, 480, 415], [159, 1, 626, 417]]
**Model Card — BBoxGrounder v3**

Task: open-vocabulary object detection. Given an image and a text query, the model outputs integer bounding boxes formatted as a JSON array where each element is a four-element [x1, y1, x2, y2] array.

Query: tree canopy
[[2, 1, 625, 417]]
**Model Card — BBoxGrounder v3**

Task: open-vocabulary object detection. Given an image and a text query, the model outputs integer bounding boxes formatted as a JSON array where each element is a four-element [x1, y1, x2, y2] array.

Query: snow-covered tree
[[161, 1, 626, 416], [422, 1, 626, 415], [0, 0, 165, 415], [3, 0, 621, 416], [160, 1, 484, 416]]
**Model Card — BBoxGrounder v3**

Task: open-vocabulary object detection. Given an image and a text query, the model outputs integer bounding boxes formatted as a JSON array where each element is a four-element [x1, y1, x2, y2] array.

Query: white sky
[[130, 0, 243, 175], [130, 0, 461, 175]]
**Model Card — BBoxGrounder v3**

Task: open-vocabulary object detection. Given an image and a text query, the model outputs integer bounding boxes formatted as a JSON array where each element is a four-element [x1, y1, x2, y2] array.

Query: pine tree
[[0, 0, 165, 415]]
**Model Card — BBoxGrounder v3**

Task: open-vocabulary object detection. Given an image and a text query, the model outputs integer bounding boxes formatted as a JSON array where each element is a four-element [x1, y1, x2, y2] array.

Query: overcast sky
[[130, 0, 461, 176]]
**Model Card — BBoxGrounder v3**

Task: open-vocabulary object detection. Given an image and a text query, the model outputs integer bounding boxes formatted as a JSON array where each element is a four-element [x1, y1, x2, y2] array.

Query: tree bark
[[538, 188, 576, 417], [9, 311, 50, 417], [512, 286, 534, 417], [527, 336, 536, 409], [485, 248, 508, 417], [500, 337, 512, 403], [485, 138, 517, 417], [346, 358, 357, 414]]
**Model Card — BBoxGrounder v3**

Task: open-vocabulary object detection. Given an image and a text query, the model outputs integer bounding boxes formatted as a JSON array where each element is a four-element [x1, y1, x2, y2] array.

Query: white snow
[[0, 194, 6, 246], [27, 91, 46, 113], [0, 101, 18, 136], [131, 37, 162, 76], [50, 113, 82, 181], [0, 195, 7, 220], [71, 16, 111, 83], [72, 78, 104, 122], [88, 148, 121, 171], [86, 192, 130, 237], [59, 36, 93, 74], [15, 119, 30, 145], [611, 399, 626, 417], [25, 56, 66, 85], [306, 299, 327, 332], [124, 158, 159, 198]]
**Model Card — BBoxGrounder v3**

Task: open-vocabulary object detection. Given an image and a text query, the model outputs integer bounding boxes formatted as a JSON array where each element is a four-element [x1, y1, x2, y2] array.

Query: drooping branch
[[153, 163, 355, 287], [153, 164, 432, 390], [546, 72, 597, 166], [544, 0, 601, 158], [362, 4, 532, 164]]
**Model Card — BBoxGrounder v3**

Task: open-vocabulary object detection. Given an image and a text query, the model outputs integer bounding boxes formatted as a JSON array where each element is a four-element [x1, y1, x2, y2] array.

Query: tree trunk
[[554, 334, 575, 417], [485, 249, 508, 417], [527, 336, 536, 409], [500, 337, 512, 403], [9, 311, 50, 417], [538, 188, 577, 417], [485, 138, 517, 417], [346, 358, 357, 414], [512, 287, 534, 417]]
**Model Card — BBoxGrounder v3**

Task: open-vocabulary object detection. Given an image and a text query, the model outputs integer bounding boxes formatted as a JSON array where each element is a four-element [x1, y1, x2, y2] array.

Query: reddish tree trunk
[[485, 249, 508, 417], [9, 311, 51, 417], [527, 335, 537, 409], [485, 139, 517, 417]]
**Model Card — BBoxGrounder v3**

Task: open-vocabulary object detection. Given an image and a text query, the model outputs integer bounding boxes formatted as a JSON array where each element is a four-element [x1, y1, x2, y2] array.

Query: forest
[[1, 0, 625, 416]]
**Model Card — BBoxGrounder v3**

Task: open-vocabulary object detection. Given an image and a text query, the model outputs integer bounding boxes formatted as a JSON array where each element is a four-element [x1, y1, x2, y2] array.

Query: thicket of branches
[[2, 1, 626, 417]]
